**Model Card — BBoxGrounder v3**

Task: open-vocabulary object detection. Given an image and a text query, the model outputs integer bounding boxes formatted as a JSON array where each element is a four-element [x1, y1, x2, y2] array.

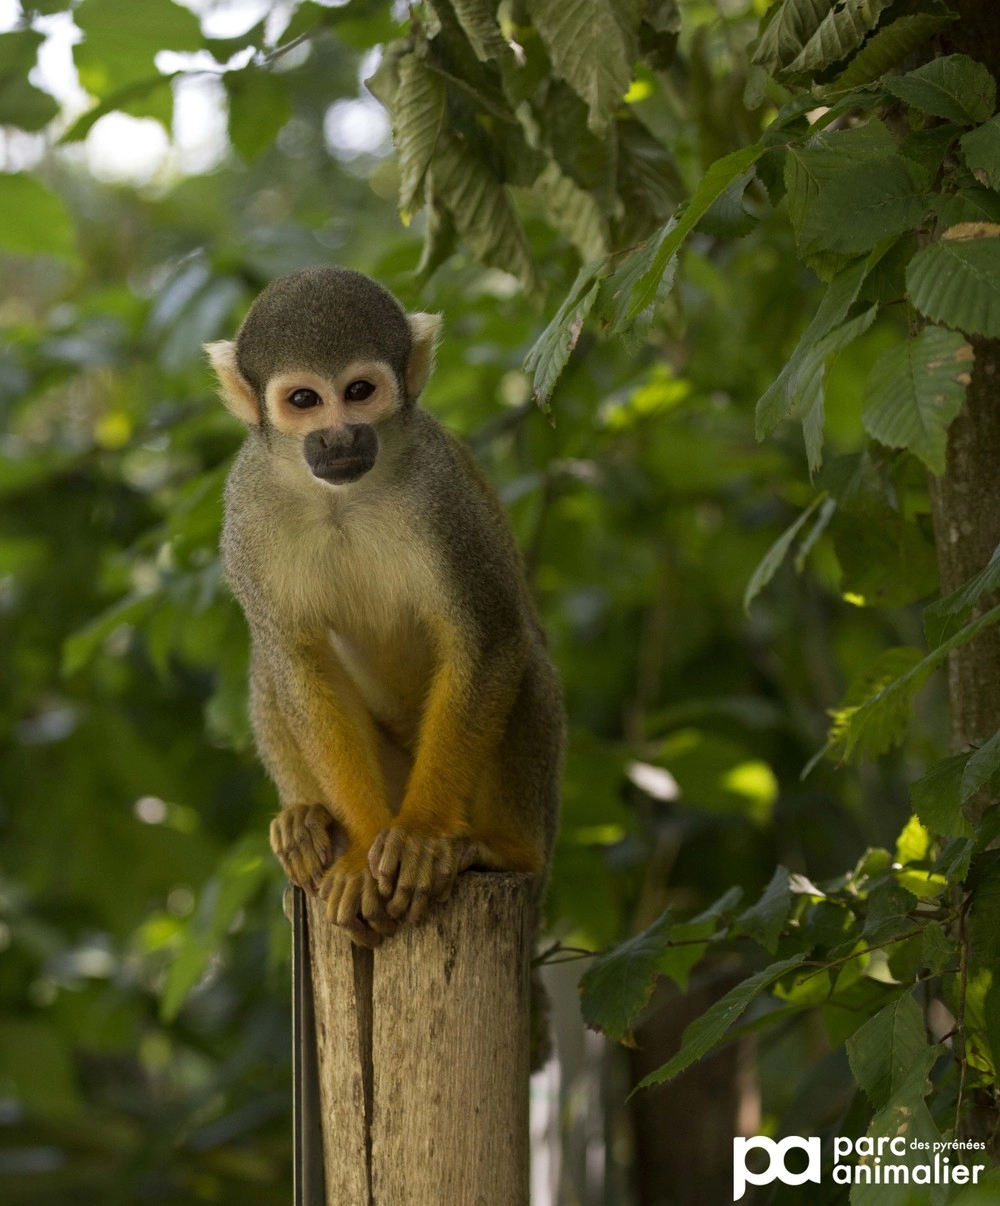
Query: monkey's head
[[205, 267, 440, 486]]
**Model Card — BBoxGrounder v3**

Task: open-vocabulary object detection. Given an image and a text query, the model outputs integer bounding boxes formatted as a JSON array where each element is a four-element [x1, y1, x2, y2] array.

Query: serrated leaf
[[826, 13, 956, 92], [800, 156, 926, 255], [921, 922, 957, 974], [634, 954, 807, 1090], [737, 866, 791, 953], [598, 217, 677, 338], [846, 992, 930, 1110], [906, 233, 1000, 338], [962, 728, 1000, 804], [449, 0, 508, 62], [861, 326, 972, 474], [799, 305, 878, 471], [524, 264, 601, 408], [753, 0, 832, 74], [743, 492, 829, 613], [783, 0, 895, 77], [832, 606, 1000, 761], [626, 144, 764, 319], [533, 0, 631, 135], [429, 127, 540, 297], [579, 910, 674, 1045], [225, 68, 291, 162], [924, 543, 1000, 647], [532, 159, 608, 262], [862, 880, 918, 942], [932, 187, 1000, 226], [961, 116, 1000, 191], [0, 173, 77, 262], [910, 753, 976, 839], [697, 168, 757, 238], [885, 53, 997, 125], [393, 54, 446, 214]]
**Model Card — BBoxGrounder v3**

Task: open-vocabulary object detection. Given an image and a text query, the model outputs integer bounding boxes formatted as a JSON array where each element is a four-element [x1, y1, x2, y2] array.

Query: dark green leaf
[[846, 991, 931, 1110], [533, 0, 632, 134], [579, 910, 674, 1045], [736, 866, 791, 953], [74, 0, 202, 97], [524, 263, 602, 408], [634, 954, 808, 1089], [393, 54, 446, 214], [800, 156, 926, 255], [225, 68, 292, 162], [924, 542, 1000, 647], [885, 53, 997, 125], [862, 880, 918, 942], [910, 753, 976, 839], [743, 492, 829, 613], [783, 0, 895, 77], [906, 232, 1000, 338], [826, 13, 956, 92], [532, 159, 608, 262], [0, 31, 59, 130], [861, 326, 972, 474], [962, 728, 1000, 804], [962, 116, 1000, 191]]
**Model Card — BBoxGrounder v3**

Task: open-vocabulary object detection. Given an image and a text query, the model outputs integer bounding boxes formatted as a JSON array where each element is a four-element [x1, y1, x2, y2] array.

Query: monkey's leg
[[266, 641, 400, 945], [251, 663, 341, 892], [369, 624, 533, 921]]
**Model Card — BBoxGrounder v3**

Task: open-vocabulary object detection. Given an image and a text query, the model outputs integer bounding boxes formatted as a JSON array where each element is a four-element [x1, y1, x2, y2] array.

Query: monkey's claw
[[270, 803, 339, 892], [319, 851, 397, 948], [368, 828, 479, 923]]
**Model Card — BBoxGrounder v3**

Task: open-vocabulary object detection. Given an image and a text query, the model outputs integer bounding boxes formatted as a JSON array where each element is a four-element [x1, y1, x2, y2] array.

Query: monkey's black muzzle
[[304, 424, 378, 484]]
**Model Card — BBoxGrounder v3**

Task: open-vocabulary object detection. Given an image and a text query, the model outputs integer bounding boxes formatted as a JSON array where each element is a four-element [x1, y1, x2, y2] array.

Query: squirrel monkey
[[206, 267, 564, 948]]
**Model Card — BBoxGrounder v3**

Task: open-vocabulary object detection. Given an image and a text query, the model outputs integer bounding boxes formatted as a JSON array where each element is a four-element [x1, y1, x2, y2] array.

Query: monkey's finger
[[388, 846, 437, 921], [361, 877, 398, 936], [343, 918, 384, 950], [372, 828, 407, 898]]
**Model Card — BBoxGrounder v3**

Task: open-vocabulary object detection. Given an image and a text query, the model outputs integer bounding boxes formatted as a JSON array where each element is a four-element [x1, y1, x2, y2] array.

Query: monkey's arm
[[369, 613, 540, 918], [255, 635, 398, 945]]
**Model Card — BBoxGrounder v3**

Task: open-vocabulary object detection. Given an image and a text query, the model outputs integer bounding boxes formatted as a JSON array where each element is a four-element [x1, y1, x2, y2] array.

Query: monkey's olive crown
[[234, 266, 413, 397]]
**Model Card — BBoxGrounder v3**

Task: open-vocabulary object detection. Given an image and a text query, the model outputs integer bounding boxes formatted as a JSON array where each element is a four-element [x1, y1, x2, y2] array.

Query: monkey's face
[[263, 361, 401, 486]]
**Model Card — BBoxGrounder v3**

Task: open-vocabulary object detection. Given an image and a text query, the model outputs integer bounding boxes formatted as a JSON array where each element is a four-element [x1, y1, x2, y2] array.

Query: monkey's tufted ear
[[405, 312, 442, 400], [204, 340, 260, 426]]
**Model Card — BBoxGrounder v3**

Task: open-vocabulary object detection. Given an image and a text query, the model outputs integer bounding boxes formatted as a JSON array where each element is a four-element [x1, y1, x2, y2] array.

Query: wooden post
[[307, 872, 533, 1206]]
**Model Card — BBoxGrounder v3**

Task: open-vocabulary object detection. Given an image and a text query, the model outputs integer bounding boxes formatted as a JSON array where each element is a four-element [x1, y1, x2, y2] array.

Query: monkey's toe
[[369, 827, 473, 923], [270, 803, 337, 891], [320, 856, 397, 944]]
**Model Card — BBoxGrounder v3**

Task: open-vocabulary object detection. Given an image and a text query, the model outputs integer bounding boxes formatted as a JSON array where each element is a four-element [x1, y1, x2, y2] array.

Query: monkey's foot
[[368, 828, 481, 923], [318, 849, 398, 949], [270, 804, 340, 893]]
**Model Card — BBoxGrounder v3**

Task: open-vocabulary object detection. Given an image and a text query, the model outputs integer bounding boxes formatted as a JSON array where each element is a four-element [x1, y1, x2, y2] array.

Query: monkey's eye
[[289, 388, 322, 409], [344, 379, 376, 403]]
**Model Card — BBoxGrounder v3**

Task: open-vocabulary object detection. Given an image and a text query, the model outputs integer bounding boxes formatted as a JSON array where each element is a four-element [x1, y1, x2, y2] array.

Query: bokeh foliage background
[[1, 0, 999, 1202]]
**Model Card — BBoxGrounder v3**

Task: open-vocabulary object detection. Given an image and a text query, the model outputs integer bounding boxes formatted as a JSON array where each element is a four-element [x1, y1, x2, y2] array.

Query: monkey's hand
[[270, 804, 342, 893], [319, 846, 398, 949], [368, 827, 482, 923]]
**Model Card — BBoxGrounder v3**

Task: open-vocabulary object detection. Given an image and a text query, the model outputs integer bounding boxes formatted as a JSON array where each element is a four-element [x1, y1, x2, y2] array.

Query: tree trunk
[[306, 872, 533, 1206]]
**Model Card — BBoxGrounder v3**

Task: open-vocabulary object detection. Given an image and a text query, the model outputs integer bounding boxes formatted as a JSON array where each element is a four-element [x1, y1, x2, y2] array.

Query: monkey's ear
[[204, 340, 260, 426], [406, 312, 442, 399]]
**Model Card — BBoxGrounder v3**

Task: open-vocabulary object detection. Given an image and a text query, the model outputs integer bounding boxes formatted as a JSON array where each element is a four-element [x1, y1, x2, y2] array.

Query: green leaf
[[783, 0, 895, 77], [924, 543, 1000, 647], [74, 0, 202, 97], [0, 30, 59, 130], [736, 866, 791, 953], [224, 67, 292, 162], [753, 0, 836, 74], [966, 860, 1000, 1074], [61, 75, 175, 142], [63, 591, 163, 676], [599, 217, 678, 338], [696, 168, 757, 239], [847, 992, 930, 1111], [524, 264, 602, 409], [862, 880, 918, 942], [885, 54, 997, 126], [861, 326, 972, 474], [962, 116, 1000, 191], [428, 127, 540, 297], [755, 255, 870, 438], [531, 158, 608, 263], [160, 833, 271, 1022], [626, 144, 765, 319], [392, 54, 446, 215], [634, 954, 808, 1089], [449, 0, 508, 62], [579, 910, 674, 1045], [0, 174, 77, 262], [798, 305, 878, 472], [832, 606, 1000, 761], [910, 753, 976, 839], [921, 922, 957, 974], [962, 728, 1000, 804], [826, 13, 957, 93], [743, 492, 830, 613], [932, 187, 1000, 226], [533, 0, 631, 134], [800, 156, 927, 255], [906, 232, 1000, 338]]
